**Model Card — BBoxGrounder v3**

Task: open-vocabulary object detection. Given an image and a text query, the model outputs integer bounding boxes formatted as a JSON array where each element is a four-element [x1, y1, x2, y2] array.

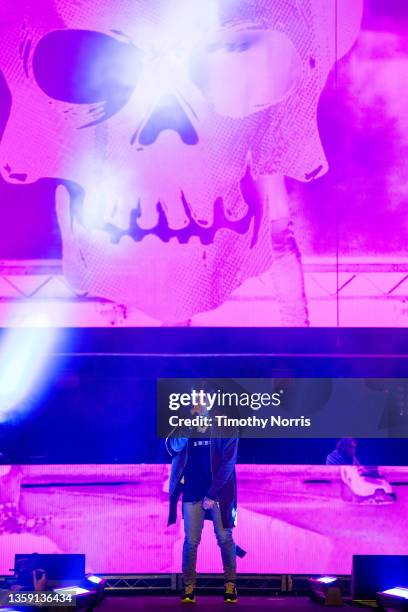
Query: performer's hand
[[203, 497, 215, 510], [33, 569, 47, 592]]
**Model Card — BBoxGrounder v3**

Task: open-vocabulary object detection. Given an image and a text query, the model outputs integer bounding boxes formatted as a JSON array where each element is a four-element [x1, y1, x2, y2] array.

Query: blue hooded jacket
[[166, 434, 238, 529]]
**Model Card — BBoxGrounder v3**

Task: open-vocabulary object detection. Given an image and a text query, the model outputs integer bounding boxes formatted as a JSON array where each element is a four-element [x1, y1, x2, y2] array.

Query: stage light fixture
[[85, 574, 107, 603], [54, 587, 91, 595], [87, 575, 103, 585], [309, 576, 343, 606], [54, 585, 99, 609], [377, 586, 408, 610], [0, 317, 58, 422], [316, 577, 338, 585]]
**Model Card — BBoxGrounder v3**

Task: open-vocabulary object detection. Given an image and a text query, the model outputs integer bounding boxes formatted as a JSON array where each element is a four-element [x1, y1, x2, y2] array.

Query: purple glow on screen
[[1, 464, 408, 575], [0, 0, 407, 327]]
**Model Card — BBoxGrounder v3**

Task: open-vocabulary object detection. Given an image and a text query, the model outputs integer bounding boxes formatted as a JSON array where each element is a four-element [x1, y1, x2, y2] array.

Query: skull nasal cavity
[[137, 95, 198, 146]]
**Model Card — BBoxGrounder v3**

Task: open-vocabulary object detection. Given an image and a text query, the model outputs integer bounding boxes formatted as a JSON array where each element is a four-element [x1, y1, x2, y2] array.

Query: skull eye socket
[[191, 28, 303, 119], [32, 29, 143, 110]]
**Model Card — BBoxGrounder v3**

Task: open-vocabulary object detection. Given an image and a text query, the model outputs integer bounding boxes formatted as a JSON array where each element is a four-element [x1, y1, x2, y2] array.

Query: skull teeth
[[58, 171, 263, 248]]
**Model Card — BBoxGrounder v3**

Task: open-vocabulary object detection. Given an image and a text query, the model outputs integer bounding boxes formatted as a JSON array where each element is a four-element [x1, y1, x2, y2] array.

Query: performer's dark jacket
[[166, 433, 238, 529]]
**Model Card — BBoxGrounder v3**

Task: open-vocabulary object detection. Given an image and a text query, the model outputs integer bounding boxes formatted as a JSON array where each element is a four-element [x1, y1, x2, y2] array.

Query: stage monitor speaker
[[352, 555, 408, 602], [14, 553, 86, 582]]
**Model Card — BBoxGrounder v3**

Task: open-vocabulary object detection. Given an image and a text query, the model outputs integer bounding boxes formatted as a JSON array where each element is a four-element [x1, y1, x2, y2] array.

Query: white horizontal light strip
[[381, 587, 408, 599]]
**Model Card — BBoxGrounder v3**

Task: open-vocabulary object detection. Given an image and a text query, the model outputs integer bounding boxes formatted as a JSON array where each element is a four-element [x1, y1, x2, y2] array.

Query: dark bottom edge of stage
[[100, 595, 350, 610]]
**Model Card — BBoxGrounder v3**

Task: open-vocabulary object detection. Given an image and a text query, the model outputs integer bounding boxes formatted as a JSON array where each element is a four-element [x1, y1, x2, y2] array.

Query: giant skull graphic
[[0, 0, 362, 322]]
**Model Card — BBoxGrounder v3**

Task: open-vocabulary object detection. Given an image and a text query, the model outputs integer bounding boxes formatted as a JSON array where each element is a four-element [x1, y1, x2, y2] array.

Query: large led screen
[[1, 464, 408, 575], [0, 1, 407, 327]]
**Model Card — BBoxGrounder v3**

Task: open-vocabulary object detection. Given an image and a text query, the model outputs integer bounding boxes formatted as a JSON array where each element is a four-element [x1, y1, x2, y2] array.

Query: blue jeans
[[182, 501, 236, 587]]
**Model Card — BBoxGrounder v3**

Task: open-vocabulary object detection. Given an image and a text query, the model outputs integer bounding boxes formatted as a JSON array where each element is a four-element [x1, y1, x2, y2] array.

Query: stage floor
[[101, 596, 335, 610]]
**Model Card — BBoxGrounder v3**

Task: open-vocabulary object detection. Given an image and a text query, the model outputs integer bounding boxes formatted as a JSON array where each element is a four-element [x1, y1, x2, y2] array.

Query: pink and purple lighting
[[1, 464, 408, 576], [0, 2, 407, 603], [7, 1, 406, 326]]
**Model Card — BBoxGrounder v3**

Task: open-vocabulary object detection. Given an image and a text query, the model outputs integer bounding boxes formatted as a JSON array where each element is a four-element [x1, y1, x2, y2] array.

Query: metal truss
[[0, 573, 352, 594], [185, 574, 285, 592], [99, 573, 350, 594], [1, 258, 408, 326], [101, 573, 290, 592], [287, 575, 351, 595], [103, 574, 176, 591]]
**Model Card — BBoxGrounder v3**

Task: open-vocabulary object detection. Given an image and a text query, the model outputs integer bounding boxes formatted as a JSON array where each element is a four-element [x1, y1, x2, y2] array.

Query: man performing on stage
[[166, 414, 239, 604]]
